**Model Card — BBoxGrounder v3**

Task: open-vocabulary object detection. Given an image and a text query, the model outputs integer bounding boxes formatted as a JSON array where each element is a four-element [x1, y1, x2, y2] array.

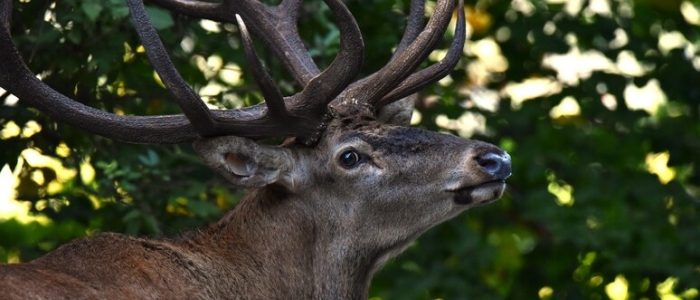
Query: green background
[[1, 0, 698, 299]]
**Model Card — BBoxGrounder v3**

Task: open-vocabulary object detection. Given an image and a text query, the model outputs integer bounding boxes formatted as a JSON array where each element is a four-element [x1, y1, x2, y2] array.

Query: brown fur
[[0, 108, 510, 299]]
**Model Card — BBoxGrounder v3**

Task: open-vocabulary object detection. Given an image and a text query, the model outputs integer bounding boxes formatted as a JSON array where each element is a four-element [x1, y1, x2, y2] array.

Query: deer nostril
[[475, 152, 512, 179]]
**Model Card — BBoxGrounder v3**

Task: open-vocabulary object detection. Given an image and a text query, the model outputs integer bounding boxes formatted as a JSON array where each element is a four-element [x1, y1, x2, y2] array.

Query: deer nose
[[475, 152, 512, 179]]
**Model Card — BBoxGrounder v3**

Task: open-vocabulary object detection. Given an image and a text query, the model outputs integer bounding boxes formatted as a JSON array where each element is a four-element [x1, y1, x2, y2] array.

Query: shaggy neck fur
[[183, 188, 379, 299]]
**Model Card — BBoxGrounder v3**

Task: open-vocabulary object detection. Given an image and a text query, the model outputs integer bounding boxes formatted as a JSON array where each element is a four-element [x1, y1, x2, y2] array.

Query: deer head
[[0, 0, 510, 298]]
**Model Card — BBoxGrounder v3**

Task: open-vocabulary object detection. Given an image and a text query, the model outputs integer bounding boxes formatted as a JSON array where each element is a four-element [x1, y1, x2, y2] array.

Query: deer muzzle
[[453, 151, 511, 205]]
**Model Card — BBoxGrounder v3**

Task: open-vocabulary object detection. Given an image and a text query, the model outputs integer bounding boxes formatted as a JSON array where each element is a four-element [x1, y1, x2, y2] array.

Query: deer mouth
[[452, 180, 506, 205]]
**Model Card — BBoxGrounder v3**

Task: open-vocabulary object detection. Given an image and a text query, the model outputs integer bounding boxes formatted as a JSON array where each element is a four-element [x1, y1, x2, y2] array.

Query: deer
[[0, 0, 511, 299]]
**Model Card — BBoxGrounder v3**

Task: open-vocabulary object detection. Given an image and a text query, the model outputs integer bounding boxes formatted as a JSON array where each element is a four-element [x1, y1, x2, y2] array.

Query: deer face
[[194, 104, 510, 254]]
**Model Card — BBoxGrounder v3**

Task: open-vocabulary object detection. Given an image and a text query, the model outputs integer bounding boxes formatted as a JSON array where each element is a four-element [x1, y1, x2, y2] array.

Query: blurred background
[[1, 0, 698, 299]]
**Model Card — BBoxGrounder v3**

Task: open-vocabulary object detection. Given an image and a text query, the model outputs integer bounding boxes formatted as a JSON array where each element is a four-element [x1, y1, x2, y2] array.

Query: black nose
[[475, 152, 512, 179]]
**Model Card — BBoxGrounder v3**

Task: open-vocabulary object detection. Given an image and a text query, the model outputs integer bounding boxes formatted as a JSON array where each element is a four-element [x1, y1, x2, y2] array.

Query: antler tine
[[200, 0, 362, 143], [126, 0, 218, 137], [391, 0, 426, 61], [344, 0, 455, 107], [203, 0, 363, 143], [275, 0, 320, 82], [213, 0, 363, 144], [150, 0, 320, 87], [126, 0, 293, 135], [0, 0, 9, 29], [337, 0, 427, 104], [379, 0, 466, 106], [235, 14, 288, 117], [291, 0, 364, 115]]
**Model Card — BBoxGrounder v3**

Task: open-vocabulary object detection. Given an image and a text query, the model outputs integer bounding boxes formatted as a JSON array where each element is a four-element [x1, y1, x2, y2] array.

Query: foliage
[[1, 0, 699, 299]]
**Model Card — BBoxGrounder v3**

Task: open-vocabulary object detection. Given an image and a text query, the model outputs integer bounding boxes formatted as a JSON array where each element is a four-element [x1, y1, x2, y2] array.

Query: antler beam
[[0, 0, 363, 144], [0, 0, 199, 143]]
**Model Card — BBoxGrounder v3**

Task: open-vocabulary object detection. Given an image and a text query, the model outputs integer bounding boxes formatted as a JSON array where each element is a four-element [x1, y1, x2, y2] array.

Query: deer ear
[[376, 95, 416, 126], [193, 136, 295, 190]]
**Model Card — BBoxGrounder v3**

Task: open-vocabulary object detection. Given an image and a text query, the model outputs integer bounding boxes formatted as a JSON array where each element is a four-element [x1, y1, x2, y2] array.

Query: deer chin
[[452, 180, 506, 206]]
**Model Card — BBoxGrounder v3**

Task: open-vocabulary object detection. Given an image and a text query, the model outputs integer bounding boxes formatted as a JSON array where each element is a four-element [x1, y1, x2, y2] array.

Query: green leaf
[[144, 6, 174, 30], [81, 2, 103, 22], [107, 0, 130, 19], [138, 150, 160, 167], [121, 209, 141, 223], [187, 200, 220, 218], [66, 30, 82, 44]]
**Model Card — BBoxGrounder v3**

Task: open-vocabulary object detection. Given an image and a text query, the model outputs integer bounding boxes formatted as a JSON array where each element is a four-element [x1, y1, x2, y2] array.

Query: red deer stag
[[0, 0, 511, 298]]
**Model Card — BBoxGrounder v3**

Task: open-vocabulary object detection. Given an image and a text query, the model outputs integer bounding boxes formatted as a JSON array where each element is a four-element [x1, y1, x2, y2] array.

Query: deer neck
[[186, 187, 379, 299]]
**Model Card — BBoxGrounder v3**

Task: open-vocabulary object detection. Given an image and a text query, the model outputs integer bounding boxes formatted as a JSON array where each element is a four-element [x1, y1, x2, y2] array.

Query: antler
[[125, 0, 364, 144], [0, 0, 361, 144], [343, 0, 466, 108], [379, 0, 465, 108], [0, 0, 464, 144], [144, 0, 466, 117]]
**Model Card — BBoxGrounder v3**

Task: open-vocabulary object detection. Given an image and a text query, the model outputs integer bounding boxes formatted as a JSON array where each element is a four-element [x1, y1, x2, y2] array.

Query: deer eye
[[339, 150, 361, 168]]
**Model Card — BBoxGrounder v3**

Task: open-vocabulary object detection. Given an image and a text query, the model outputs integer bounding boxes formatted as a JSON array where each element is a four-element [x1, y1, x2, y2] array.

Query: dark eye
[[340, 150, 361, 168]]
